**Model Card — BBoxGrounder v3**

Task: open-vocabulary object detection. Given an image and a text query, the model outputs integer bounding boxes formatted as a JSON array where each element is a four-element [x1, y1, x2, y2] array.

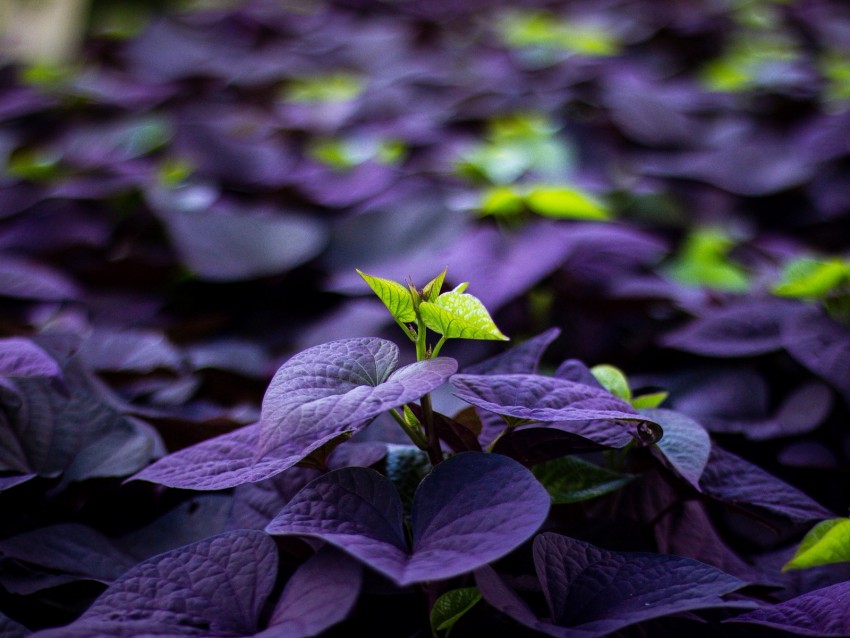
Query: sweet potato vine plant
[[33, 268, 843, 638]]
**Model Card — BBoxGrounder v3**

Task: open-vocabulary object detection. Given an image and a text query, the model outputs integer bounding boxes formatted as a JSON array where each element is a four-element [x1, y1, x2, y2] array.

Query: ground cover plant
[[2, 0, 850, 636]]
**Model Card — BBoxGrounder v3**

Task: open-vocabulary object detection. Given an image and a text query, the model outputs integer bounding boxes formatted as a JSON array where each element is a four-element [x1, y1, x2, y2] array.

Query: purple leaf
[[31, 530, 277, 638], [450, 373, 650, 423], [0, 524, 135, 595], [553, 359, 604, 388], [644, 408, 710, 490], [259, 338, 456, 456], [129, 423, 299, 490], [258, 546, 362, 638], [782, 309, 850, 402], [0, 611, 28, 638], [77, 328, 184, 374], [727, 580, 850, 636], [699, 446, 833, 525], [0, 338, 61, 378], [663, 299, 805, 357], [226, 468, 323, 530], [461, 328, 561, 375], [492, 426, 614, 466], [0, 255, 79, 301], [532, 533, 751, 636], [266, 452, 550, 586]]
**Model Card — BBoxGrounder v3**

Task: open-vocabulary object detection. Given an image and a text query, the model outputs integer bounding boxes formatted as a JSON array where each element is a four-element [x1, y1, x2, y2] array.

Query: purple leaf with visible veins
[[699, 446, 833, 525], [266, 452, 550, 586], [30, 530, 277, 638], [533, 533, 751, 636], [258, 546, 362, 638], [259, 338, 456, 456], [727, 580, 850, 636], [450, 373, 651, 423], [645, 408, 711, 490]]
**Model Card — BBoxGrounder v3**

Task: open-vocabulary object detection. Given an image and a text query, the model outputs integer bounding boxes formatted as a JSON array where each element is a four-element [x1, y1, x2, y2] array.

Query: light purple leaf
[[258, 546, 362, 638], [30, 530, 277, 638], [644, 408, 710, 490], [266, 452, 550, 586], [0, 338, 61, 378], [450, 373, 649, 423], [77, 328, 184, 374], [534, 533, 750, 636], [782, 309, 850, 402], [699, 446, 833, 525], [727, 580, 850, 636], [259, 338, 457, 457], [663, 299, 806, 357], [461, 328, 561, 375]]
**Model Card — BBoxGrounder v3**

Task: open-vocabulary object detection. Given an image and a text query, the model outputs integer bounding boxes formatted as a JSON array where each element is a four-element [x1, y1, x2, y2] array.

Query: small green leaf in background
[[356, 269, 417, 323], [499, 10, 621, 57], [283, 72, 364, 103], [663, 227, 750, 292], [783, 518, 850, 571], [526, 185, 610, 220], [419, 291, 509, 341], [772, 257, 850, 300], [590, 364, 631, 402], [630, 391, 668, 409], [532, 456, 634, 504], [430, 587, 482, 638]]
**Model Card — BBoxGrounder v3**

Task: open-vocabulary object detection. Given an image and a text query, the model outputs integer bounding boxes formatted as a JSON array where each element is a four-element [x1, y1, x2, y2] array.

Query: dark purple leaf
[[782, 309, 850, 402], [266, 452, 550, 586], [492, 426, 613, 466], [727, 580, 850, 636], [259, 338, 456, 457], [461, 328, 561, 375], [450, 373, 649, 423], [0, 255, 79, 301], [644, 408, 710, 490], [78, 328, 184, 374], [534, 533, 750, 636], [30, 530, 277, 638], [0, 524, 135, 595], [552, 359, 604, 388], [148, 195, 328, 281], [258, 546, 362, 638], [0, 611, 28, 638], [0, 338, 60, 378], [699, 446, 833, 525], [663, 299, 805, 357], [226, 468, 323, 531]]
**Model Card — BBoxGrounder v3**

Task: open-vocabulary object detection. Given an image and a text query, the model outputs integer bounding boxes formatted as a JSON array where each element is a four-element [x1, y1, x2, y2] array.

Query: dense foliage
[[1, 0, 850, 636]]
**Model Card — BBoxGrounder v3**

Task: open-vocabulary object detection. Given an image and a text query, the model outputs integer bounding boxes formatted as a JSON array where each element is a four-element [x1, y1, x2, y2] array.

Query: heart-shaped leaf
[[419, 291, 508, 341], [31, 530, 278, 637], [266, 451, 550, 586], [783, 518, 850, 571], [532, 533, 751, 636], [356, 269, 417, 323], [259, 338, 457, 456], [644, 408, 711, 490]]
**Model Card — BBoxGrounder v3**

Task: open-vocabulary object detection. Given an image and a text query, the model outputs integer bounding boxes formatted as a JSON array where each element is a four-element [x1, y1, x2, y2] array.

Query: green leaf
[[356, 269, 416, 323], [479, 185, 526, 217], [590, 364, 631, 402], [532, 456, 634, 504], [783, 518, 850, 571], [663, 227, 750, 292], [772, 257, 850, 299], [422, 268, 448, 302], [526, 185, 610, 220], [630, 391, 668, 409], [419, 292, 509, 341], [430, 587, 482, 638], [283, 72, 364, 103], [499, 10, 621, 56]]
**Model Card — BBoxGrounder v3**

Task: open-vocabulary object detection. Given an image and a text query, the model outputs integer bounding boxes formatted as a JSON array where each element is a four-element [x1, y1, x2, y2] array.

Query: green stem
[[389, 408, 429, 449], [430, 335, 449, 358]]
